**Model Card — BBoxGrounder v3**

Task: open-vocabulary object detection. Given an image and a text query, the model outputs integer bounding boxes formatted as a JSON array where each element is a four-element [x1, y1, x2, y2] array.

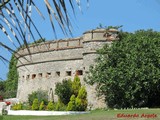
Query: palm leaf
[[0, 0, 89, 63]]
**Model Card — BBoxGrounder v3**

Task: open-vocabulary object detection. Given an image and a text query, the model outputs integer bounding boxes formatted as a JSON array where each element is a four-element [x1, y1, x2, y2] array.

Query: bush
[[12, 103, 23, 110], [22, 103, 31, 110], [55, 99, 66, 111], [72, 75, 81, 97], [39, 101, 45, 110], [32, 99, 39, 110], [28, 89, 48, 106], [47, 101, 54, 111], [55, 79, 73, 105], [66, 95, 76, 111], [75, 87, 88, 111]]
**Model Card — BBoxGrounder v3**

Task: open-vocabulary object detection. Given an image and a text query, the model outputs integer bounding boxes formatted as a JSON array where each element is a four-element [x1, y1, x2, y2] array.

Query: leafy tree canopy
[[55, 79, 73, 105], [87, 29, 160, 108]]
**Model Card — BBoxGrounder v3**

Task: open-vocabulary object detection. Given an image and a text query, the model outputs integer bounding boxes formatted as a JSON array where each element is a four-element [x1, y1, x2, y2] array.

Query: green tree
[[32, 98, 39, 110], [87, 30, 160, 108], [5, 54, 18, 98], [0, 81, 5, 97], [55, 99, 66, 111], [39, 101, 45, 110], [66, 95, 76, 111], [75, 86, 88, 111], [55, 79, 73, 105], [72, 75, 81, 97], [0, 80, 5, 91], [47, 101, 54, 111]]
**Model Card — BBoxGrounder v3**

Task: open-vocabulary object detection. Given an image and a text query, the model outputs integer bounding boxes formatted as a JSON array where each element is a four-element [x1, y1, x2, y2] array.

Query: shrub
[[32, 99, 39, 110], [55, 99, 66, 111], [72, 75, 81, 97], [75, 87, 88, 111], [55, 79, 73, 105], [66, 95, 76, 111], [47, 101, 54, 111], [17, 103, 23, 110], [39, 101, 45, 110], [28, 89, 48, 106], [12, 103, 23, 110], [22, 103, 31, 110]]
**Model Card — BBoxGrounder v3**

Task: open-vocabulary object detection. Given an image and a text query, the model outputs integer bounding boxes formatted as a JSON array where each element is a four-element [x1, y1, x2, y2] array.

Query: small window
[[26, 75, 30, 80], [38, 73, 42, 78], [76, 70, 83, 76], [22, 76, 24, 79], [56, 71, 60, 77], [66, 71, 71, 76], [32, 74, 36, 79], [46, 72, 51, 78], [47, 72, 51, 76]]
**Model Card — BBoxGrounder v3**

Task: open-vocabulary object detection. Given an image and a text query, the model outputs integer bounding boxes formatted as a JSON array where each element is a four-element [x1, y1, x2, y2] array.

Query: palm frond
[[0, 0, 89, 63]]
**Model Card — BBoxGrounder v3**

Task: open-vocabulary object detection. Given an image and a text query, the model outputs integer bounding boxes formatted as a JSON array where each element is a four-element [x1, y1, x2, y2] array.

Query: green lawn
[[1, 109, 160, 120]]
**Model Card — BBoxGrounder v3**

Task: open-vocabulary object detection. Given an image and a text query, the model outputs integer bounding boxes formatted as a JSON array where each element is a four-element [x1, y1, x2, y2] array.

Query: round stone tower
[[82, 28, 119, 109]]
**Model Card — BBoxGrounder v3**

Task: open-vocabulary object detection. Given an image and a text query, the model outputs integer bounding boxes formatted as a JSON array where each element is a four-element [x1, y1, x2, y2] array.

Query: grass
[[1, 109, 160, 120]]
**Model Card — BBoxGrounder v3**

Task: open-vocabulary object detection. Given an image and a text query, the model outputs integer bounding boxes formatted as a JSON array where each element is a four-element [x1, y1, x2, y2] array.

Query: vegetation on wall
[[87, 29, 160, 108]]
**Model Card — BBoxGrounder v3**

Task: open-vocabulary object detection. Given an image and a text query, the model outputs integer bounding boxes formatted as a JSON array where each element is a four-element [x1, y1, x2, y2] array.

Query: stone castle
[[16, 28, 119, 109]]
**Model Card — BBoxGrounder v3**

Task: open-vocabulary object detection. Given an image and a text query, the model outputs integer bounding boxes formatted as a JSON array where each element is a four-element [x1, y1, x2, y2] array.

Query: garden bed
[[8, 110, 89, 116]]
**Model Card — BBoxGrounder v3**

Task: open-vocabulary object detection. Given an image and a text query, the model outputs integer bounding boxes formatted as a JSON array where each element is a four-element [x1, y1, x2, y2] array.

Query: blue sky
[[1, 0, 160, 80]]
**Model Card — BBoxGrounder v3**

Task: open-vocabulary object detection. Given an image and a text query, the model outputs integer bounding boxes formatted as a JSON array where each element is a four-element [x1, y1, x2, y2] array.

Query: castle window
[[76, 70, 83, 76], [26, 75, 30, 80], [66, 71, 71, 76], [56, 71, 60, 77], [46, 72, 51, 78], [38, 73, 42, 78], [32, 74, 36, 79]]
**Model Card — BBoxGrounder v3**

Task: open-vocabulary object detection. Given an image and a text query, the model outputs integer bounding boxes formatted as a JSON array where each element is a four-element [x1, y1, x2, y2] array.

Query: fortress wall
[[82, 29, 109, 109], [16, 38, 82, 57], [17, 47, 83, 67], [17, 59, 84, 102], [16, 38, 84, 102]]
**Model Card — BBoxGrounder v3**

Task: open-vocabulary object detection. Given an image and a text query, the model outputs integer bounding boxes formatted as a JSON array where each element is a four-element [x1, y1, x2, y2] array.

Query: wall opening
[[38, 73, 42, 78], [66, 71, 71, 76], [46, 72, 51, 78], [76, 70, 83, 76], [32, 74, 36, 79], [26, 75, 30, 80], [56, 71, 60, 77]]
